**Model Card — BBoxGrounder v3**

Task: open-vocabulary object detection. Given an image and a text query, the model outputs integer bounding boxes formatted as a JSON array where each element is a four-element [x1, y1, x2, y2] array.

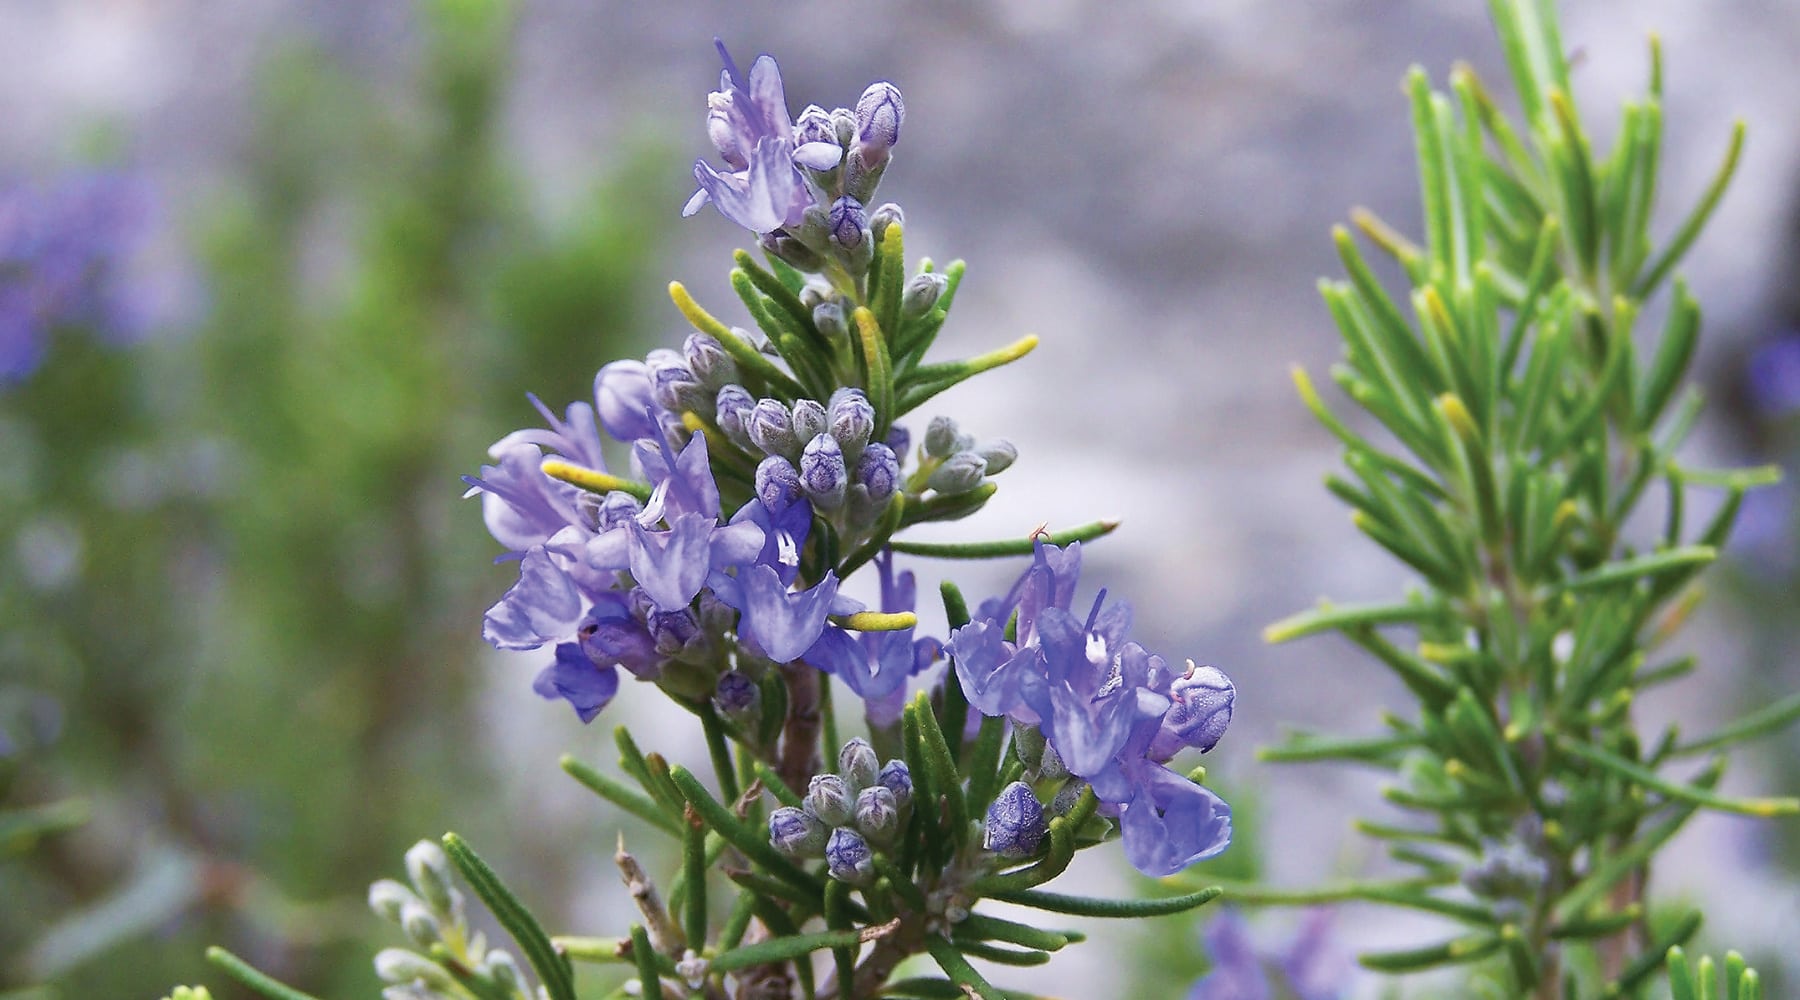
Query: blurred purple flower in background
[[0, 171, 185, 384], [1745, 331, 1800, 418], [1189, 909, 1348, 1000]]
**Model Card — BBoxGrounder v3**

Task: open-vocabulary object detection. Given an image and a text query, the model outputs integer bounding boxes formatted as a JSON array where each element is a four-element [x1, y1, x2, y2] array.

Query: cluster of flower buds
[[713, 384, 900, 528], [768, 737, 913, 884], [682, 41, 905, 278], [366, 842, 530, 1000], [918, 415, 1016, 496]]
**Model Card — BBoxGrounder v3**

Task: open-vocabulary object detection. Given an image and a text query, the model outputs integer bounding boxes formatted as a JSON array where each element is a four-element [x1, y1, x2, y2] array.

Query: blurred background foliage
[[1, 0, 669, 994]]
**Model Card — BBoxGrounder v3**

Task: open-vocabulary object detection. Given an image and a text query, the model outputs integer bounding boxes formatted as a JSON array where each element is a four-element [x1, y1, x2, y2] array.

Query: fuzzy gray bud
[[838, 737, 880, 791], [755, 455, 804, 514], [901, 272, 948, 318], [828, 389, 875, 457], [399, 900, 442, 948], [976, 439, 1017, 475], [800, 433, 849, 510], [853, 785, 900, 843], [813, 301, 848, 341], [683, 333, 738, 390], [825, 827, 876, 885], [870, 203, 904, 243], [923, 416, 961, 459], [368, 879, 419, 923], [480, 951, 525, 993], [748, 399, 799, 458], [403, 841, 457, 916], [806, 773, 855, 827], [791, 399, 829, 444], [769, 806, 828, 857], [878, 759, 913, 810], [854, 82, 905, 161], [375, 949, 455, 989], [715, 384, 756, 450], [857, 444, 901, 501], [927, 451, 987, 494]]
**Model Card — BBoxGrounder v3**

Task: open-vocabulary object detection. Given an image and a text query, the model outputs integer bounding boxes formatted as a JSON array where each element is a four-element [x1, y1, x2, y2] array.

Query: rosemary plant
[[1249, 1, 1800, 996]]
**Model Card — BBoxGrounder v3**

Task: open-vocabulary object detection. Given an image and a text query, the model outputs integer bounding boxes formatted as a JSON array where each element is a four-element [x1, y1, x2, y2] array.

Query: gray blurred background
[[5, 1, 1800, 996]]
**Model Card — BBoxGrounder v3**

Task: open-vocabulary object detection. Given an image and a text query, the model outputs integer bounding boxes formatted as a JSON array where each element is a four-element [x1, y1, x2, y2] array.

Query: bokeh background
[[5, 2, 1800, 997]]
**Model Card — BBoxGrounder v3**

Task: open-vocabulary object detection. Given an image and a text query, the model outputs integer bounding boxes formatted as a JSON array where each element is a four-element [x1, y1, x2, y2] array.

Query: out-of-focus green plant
[[2, 0, 668, 994], [1212, 0, 1798, 996]]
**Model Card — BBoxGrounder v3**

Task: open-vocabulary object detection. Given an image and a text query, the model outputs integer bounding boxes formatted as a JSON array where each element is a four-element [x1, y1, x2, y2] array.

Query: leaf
[[441, 833, 577, 1000]]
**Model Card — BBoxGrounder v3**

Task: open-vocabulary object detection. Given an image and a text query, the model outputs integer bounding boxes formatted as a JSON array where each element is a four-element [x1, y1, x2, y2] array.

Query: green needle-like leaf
[[559, 755, 682, 837], [204, 947, 325, 1000], [442, 833, 577, 1000], [926, 936, 1002, 1000], [667, 765, 824, 895], [985, 885, 1222, 918], [711, 921, 899, 972], [1553, 739, 1798, 817], [890, 520, 1119, 559]]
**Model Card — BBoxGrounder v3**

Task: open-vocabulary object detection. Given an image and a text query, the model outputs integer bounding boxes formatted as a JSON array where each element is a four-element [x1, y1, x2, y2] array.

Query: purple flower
[[1119, 763, 1232, 876], [682, 43, 829, 234], [736, 564, 847, 663], [0, 171, 187, 385], [532, 642, 621, 723], [802, 552, 940, 723], [947, 540, 1237, 875], [1190, 910, 1349, 1000]]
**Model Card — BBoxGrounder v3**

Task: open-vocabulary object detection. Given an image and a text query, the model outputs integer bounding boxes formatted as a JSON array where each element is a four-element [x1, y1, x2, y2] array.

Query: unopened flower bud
[[854, 82, 905, 164], [927, 451, 987, 494], [748, 399, 799, 457], [648, 351, 708, 416], [828, 389, 875, 457], [901, 272, 948, 318], [375, 949, 455, 989], [806, 773, 855, 827], [870, 203, 904, 243], [885, 423, 911, 458], [683, 333, 738, 390], [794, 104, 838, 149], [368, 879, 419, 923], [878, 759, 913, 810], [648, 608, 702, 657], [759, 231, 825, 272], [713, 669, 760, 720], [800, 282, 832, 310], [813, 301, 848, 340], [976, 439, 1017, 475], [480, 950, 525, 993], [838, 737, 880, 791], [825, 827, 876, 885], [853, 785, 899, 843], [769, 805, 828, 857], [755, 455, 804, 514], [923, 416, 961, 458], [399, 900, 443, 948], [1149, 662, 1236, 759], [800, 433, 849, 510], [403, 841, 457, 916], [830, 106, 857, 147], [855, 444, 900, 503], [715, 384, 757, 450], [984, 781, 1047, 859], [829, 196, 870, 253], [791, 399, 828, 444]]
